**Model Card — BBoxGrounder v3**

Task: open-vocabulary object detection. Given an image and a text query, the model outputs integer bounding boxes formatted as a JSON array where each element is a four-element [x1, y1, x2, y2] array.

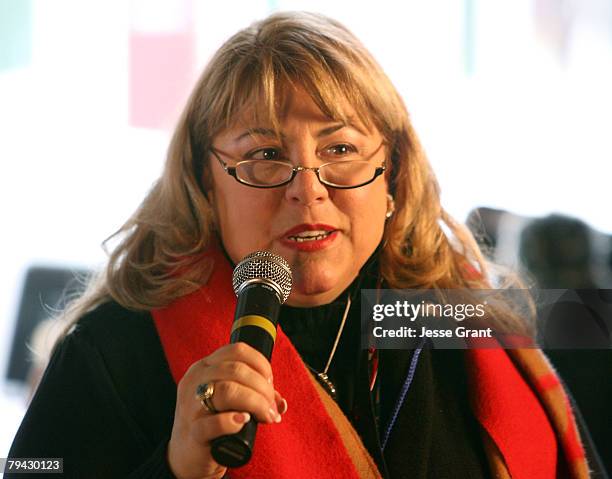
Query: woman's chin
[[285, 272, 351, 307], [286, 290, 338, 307]]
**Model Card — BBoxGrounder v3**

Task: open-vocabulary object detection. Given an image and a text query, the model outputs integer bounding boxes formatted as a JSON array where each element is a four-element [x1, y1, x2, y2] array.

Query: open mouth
[[287, 230, 334, 242]]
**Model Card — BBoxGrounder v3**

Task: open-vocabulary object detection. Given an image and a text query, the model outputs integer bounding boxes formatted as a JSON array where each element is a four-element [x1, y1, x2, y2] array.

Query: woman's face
[[208, 88, 389, 306]]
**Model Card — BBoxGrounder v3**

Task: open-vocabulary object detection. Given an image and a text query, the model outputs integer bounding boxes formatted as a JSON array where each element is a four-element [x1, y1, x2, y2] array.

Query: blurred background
[[1, 0, 611, 466]]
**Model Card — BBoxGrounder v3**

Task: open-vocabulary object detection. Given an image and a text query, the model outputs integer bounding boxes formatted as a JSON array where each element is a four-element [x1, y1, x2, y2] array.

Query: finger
[[198, 343, 274, 383], [206, 360, 276, 407], [191, 411, 252, 446], [208, 380, 281, 424]]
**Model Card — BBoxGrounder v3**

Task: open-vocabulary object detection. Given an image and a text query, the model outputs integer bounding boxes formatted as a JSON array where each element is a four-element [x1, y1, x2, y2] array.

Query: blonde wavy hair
[[58, 11, 530, 340]]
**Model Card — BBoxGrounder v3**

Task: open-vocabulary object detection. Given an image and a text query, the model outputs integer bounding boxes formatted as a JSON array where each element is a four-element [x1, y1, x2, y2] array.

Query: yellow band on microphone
[[231, 315, 277, 343]]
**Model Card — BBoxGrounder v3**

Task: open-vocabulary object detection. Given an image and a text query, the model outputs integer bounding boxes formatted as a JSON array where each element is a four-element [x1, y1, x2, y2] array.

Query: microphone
[[211, 251, 292, 468]]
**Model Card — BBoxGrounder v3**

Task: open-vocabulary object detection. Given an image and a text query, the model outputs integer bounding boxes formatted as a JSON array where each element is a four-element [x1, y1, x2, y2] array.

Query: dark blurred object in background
[[519, 214, 598, 288], [466, 207, 532, 266], [466, 206, 506, 254], [5, 266, 88, 386], [466, 208, 612, 289]]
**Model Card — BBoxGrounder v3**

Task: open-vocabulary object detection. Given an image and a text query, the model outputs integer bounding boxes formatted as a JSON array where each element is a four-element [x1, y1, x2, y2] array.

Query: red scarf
[[152, 245, 590, 478]]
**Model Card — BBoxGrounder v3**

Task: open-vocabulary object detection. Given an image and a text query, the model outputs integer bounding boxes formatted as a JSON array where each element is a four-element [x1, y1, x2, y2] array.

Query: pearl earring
[[385, 194, 395, 219]]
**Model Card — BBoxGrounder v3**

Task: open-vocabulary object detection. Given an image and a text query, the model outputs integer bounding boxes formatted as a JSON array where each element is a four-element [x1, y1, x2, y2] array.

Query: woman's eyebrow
[[232, 122, 365, 144], [233, 127, 280, 143]]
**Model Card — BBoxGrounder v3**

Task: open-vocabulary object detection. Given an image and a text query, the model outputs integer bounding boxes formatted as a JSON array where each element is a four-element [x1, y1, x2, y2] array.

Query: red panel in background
[[129, 31, 195, 130]]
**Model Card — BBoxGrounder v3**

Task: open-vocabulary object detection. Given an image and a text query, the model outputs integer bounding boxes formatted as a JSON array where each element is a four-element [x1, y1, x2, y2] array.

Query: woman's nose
[[284, 165, 330, 206]]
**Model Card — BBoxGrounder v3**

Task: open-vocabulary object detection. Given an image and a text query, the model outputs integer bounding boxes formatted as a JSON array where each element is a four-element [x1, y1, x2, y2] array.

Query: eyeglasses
[[209, 141, 386, 189]]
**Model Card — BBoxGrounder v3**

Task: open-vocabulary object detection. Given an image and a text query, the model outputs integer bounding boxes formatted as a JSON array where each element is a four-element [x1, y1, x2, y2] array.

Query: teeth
[[295, 230, 328, 237], [288, 230, 332, 242]]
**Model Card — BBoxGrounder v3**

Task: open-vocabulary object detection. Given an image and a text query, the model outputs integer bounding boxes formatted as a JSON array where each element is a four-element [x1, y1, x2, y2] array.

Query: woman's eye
[[247, 148, 280, 161], [327, 144, 357, 156]]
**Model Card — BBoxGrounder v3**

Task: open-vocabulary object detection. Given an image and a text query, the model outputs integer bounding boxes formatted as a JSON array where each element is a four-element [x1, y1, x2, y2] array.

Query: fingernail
[[267, 373, 273, 384], [233, 412, 250, 424], [269, 408, 281, 423], [279, 398, 288, 415]]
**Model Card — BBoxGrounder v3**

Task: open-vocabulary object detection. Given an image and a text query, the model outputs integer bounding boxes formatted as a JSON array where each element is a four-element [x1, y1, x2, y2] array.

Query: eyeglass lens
[[236, 160, 378, 187]]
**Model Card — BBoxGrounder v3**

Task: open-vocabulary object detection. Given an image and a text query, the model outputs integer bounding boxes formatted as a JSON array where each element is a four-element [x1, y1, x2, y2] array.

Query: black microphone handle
[[210, 283, 281, 468]]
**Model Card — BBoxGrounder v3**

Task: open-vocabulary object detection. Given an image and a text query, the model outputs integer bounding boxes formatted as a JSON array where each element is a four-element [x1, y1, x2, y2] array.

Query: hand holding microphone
[[167, 251, 292, 479]]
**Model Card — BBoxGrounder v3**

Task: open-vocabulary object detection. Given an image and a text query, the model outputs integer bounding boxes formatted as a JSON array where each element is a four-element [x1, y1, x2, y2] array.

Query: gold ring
[[195, 382, 218, 413]]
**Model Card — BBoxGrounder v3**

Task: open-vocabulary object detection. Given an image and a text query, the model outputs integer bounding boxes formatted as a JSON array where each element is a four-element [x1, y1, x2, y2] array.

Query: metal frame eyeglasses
[[208, 141, 386, 189]]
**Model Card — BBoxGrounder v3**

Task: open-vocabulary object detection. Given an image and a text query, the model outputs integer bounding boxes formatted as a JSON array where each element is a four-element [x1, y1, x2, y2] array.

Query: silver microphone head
[[232, 251, 293, 304]]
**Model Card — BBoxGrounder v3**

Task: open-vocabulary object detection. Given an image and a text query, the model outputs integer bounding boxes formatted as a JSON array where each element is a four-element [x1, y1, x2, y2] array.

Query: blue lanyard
[[381, 337, 427, 450]]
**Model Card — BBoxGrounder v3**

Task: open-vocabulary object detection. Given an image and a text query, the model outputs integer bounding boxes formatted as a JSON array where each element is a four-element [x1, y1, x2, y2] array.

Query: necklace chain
[[308, 293, 352, 399]]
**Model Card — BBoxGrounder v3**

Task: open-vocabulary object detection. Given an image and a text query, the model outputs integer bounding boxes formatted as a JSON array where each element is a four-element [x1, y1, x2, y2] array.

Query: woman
[[7, 11, 603, 479]]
